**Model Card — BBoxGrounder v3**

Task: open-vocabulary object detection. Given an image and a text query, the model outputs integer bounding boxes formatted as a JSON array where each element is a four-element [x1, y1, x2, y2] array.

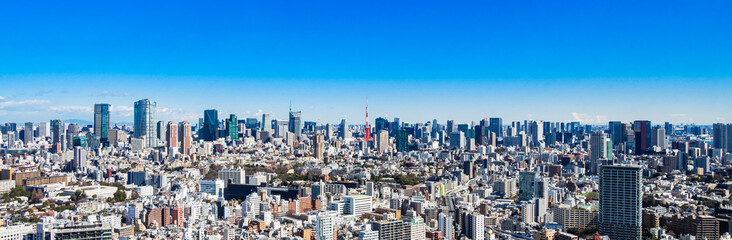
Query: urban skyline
[[2, 1, 732, 124], [0, 2, 730, 240]]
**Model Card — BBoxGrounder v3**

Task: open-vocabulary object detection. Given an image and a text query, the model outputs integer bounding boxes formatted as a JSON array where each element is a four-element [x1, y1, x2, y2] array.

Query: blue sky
[[1, 1, 731, 125]]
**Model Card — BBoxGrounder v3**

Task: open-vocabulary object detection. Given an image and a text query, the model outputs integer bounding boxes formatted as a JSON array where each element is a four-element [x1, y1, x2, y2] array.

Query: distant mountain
[[64, 119, 92, 125]]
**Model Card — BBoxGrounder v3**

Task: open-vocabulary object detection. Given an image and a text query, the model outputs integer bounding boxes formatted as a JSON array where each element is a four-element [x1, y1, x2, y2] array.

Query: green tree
[[113, 190, 126, 202]]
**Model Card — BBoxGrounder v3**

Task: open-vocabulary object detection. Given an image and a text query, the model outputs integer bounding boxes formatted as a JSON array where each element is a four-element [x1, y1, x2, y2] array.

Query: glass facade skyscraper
[[134, 99, 157, 148], [289, 111, 302, 137], [489, 117, 502, 138], [201, 109, 219, 141], [94, 103, 110, 146], [261, 113, 272, 133], [226, 114, 238, 140]]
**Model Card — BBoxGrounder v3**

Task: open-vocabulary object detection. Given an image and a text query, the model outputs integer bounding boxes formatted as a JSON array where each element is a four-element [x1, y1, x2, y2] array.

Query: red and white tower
[[364, 98, 372, 142]]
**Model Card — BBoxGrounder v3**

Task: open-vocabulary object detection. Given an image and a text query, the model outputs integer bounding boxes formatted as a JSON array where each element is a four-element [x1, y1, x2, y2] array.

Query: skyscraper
[[664, 122, 673, 136], [446, 120, 455, 133], [608, 121, 624, 145], [23, 122, 33, 145], [94, 103, 110, 145], [156, 121, 166, 146], [51, 119, 65, 150], [339, 119, 349, 140], [289, 111, 302, 137], [376, 130, 389, 153], [201, 109, 219, 141], [599, 165, 642, 240], [590, 132, 608, 174], [529, 121, 543, 147], [134, 99, 157, 148], [166, 121, 178, 148], [633, 120, 651, 155], [313, 134, 324, 159], [226, 114, 238, 140], [650, 126, 666, 150], [261, 113, 272, 133], [713, 123, 732, 154], [179, 121, 192, 155], [489, 117, 502, 138], [449, 131, 465, 149], [395, 130, 409, 152]]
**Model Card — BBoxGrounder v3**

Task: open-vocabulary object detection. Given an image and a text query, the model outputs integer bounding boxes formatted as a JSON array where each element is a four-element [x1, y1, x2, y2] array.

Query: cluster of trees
[[372, 174, 420, 186], [2, 187, 43, 204]]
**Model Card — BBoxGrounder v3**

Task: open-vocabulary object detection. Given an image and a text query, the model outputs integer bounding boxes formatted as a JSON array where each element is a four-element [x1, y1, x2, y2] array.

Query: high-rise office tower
[[325, 123, 333, 141], [23, 122, 33, 145], [376, 130, 389, 152], [339, 119, 349, 140], [226, 114, 238, 140], [529, 121, 543, 147], [166, 121, 178, 148], [599, 165, 642, 240], [37, 121, 49, 138], [289, 111, 302, 137], [650, 126, 666, 150], [608, 121, 624, 145], [590, 132, 608, 174], [446, 120, 455, 133], [519, 171, 538, 201], [201, 109, 219, 141], [94, 103, 110, 145], [713, 123, 732, 154], [73, 146, 87, 172], [375, 117, 389, 133], [134, 99, 157, 148], [261, 113, 272, 133], [51, 119, 64, 149], [474, 125, 485, 145], [66, 123, 80, 150], [313, 133, 324, 159], [632, 120, 651, 155], [156, 121, 167, 146], [489, 117, 502, 138], [391, 117, 401, 132], [179, 121, 191, 155], [449, 131, 465, 149], [395, 130, 409, 152], [664, 122, 673, 136]]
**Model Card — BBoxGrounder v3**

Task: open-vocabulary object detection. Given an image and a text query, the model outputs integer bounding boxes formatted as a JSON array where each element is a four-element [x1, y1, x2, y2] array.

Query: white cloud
[[0, 96, 5, 100], [111, 105, 134, 117], [571, 112, 608, 124], [0, 99, 51, 109], [94, 91, 130, 97], [49, 105, 92, 113]]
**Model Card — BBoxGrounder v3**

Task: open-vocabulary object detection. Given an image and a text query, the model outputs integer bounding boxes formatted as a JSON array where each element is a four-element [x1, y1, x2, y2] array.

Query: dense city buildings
[[3, 98, 732, 240]]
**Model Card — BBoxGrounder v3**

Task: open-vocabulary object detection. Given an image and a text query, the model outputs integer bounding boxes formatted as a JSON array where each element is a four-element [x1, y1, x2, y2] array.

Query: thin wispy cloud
[[571, 112, 608, 125], [94, 90, 131, 97]]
